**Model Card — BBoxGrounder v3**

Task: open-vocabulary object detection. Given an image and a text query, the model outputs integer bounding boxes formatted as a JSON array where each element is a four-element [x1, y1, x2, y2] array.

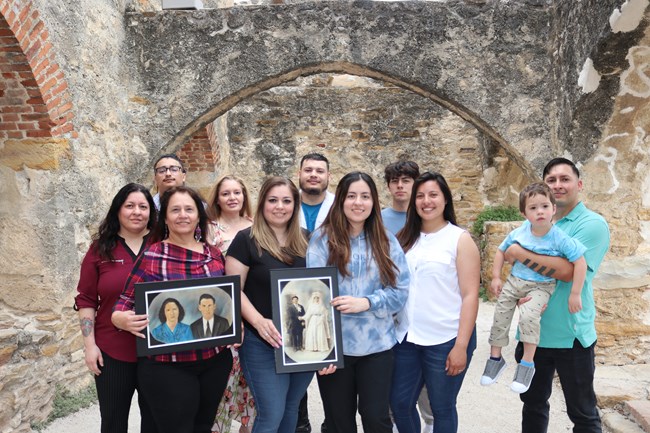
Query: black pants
[[137, 350, 233, 433], [516, 340, 602, 433], [95, 351, 156, 433], [317, 350, 393, 433]]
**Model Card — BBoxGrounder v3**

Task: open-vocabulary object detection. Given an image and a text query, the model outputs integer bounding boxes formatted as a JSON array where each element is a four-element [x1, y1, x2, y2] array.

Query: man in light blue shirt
[[505, 158, 610, 433], [381, 161, 420, 235]]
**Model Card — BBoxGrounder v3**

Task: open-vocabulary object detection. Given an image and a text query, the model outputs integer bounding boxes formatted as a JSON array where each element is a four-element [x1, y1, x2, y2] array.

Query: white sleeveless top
[[404, 222, 464, 346]]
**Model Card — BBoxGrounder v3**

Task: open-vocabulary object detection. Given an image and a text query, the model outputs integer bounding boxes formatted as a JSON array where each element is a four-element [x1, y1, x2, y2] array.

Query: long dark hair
[[151, 186, 209, 243], [321, 172, 397, 287], [93, 183, 156, 261], [398, 171, 457, 253]]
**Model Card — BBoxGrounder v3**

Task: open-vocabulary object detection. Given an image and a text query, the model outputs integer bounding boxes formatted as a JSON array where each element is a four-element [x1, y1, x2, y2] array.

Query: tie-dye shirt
[[307, 228, 410, 356]]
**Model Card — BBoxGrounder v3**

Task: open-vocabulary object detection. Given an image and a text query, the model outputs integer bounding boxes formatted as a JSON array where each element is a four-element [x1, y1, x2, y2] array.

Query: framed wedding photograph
[[270, 266, 344, 373], [134, 275, 241, 356]]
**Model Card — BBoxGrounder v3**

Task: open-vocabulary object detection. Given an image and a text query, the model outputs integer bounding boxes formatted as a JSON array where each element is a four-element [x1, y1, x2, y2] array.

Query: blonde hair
[[251, 176, 307, 264], [207, 175, 252, 221]]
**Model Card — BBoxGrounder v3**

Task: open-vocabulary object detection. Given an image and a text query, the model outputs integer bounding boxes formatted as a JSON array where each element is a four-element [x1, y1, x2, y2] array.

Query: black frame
[[135, 275, 241, 356], [270, 266, 343, 373]]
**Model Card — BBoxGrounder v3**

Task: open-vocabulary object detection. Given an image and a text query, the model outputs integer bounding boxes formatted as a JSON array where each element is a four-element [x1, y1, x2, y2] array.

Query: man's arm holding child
[[503, 243, 574, 282]]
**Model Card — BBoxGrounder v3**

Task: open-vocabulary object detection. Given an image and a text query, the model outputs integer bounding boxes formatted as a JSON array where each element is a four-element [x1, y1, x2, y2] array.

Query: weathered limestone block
[[480, 221, 522, 299], [594, 287, 650, 364], [0, 138, 70, 171]]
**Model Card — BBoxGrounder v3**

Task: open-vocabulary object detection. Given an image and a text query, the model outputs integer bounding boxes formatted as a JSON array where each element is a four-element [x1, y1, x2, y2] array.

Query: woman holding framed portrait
[[112, 186, 233, 433], [307, 171, 410, 433], [225, 176, 314, 433], [391, 172, 479, 433]]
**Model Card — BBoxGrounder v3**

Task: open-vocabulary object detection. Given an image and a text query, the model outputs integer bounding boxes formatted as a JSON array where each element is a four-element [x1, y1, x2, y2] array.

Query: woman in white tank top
[[390, 172, 480, 433]]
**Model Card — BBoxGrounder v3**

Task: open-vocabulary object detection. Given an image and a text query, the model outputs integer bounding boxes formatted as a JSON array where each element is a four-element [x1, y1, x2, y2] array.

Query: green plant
[[31, 384, 97, 431], [471, 205, 523, 237]]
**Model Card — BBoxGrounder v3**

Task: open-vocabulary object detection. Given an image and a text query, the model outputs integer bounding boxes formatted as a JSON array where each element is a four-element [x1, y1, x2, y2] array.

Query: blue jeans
[[390, 330, 476, 433], [240, 331, 314, 433], [515, 340, 602, 433]]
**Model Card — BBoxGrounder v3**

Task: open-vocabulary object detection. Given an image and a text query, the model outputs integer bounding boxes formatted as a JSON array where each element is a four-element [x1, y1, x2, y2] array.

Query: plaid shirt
[[115, 241, 226, 362]]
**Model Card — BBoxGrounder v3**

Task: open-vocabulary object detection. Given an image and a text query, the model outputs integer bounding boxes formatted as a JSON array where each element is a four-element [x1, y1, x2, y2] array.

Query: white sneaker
[[480, 357, 507, 386], [510, 363, 536, 393]]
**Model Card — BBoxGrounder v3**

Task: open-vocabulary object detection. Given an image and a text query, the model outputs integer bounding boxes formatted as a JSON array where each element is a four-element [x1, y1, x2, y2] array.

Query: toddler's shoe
[[510, 363, 535, 393], [480, 357, 506, 385]]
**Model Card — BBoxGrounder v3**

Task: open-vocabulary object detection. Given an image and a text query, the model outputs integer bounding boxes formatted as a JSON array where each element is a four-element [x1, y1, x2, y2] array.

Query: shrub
[[31, 384, 97, 431], [471, 205, 523, 237]]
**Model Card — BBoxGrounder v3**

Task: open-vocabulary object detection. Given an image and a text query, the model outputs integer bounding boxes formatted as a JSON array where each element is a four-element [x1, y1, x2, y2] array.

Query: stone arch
[[125, 2, 570, 180], [162, 62, 537, 182]]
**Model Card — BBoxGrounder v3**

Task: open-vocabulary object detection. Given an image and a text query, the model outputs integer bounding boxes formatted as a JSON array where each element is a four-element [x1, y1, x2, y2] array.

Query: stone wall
[[215, 74, 527, 229], [0, 1, 648, 431]]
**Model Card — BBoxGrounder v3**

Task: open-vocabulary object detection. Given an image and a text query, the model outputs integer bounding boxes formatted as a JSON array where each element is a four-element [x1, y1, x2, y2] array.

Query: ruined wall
[[0, 1, 648, 431], [585, 8, 650, 365], [0, 1, 141, 431], [217, 73, 527, 229]]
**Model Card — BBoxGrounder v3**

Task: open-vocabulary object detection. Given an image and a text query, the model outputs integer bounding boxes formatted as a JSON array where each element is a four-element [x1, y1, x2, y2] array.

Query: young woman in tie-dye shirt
[[307, 171, 410, 433]]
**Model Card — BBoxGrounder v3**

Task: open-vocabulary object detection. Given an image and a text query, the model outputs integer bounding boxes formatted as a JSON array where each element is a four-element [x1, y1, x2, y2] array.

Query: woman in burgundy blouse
[[74, 183, 157, 433], [112, 186, 233, 433]]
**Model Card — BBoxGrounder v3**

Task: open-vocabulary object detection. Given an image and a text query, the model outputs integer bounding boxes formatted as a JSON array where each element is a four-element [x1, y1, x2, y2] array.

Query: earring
[[194, 225, 202, 242]]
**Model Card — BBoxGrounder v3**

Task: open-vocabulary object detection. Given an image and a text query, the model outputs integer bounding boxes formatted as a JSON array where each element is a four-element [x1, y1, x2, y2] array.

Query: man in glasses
[[152, 154, 187, 211]]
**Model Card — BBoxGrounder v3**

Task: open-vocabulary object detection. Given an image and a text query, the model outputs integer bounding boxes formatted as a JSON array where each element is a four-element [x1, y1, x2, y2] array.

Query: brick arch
[[0, 0, 75, 139]]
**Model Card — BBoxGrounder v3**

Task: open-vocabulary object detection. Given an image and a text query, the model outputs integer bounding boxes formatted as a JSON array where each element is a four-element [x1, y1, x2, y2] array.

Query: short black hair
[[199, 293, 215, 304], [384, 161, 420, 184], [542, 158, 579, 179], [154, 153, 186, 173], [300, 153, 329, 170]]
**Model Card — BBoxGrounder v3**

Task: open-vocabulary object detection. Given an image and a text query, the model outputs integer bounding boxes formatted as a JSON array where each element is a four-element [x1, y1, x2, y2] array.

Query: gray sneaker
[[510, 363, 535, 393], [480, 357, 507, 386]]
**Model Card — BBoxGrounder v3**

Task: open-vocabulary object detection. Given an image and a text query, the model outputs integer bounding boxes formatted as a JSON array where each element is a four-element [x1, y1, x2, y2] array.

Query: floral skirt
[[212, 347, 256, 432]]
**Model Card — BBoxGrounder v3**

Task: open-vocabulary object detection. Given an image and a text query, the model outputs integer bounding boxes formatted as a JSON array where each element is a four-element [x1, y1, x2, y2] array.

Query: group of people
[[74, 151, 609, 433]]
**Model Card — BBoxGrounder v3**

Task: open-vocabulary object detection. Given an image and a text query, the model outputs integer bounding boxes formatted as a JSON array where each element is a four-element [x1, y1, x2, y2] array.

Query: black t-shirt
[[228, 227, 306, 340]]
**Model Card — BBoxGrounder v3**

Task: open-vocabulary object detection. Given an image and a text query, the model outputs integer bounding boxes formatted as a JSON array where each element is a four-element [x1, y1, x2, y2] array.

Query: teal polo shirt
[[537, 202, 610, 348]]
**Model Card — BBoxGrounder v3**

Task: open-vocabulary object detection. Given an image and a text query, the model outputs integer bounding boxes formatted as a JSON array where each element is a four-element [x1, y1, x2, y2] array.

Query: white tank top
[[405, 222, 464, 346]]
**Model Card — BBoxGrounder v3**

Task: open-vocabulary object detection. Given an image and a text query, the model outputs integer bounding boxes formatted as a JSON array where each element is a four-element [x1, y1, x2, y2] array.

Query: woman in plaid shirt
[[112, 186, 233, 433]]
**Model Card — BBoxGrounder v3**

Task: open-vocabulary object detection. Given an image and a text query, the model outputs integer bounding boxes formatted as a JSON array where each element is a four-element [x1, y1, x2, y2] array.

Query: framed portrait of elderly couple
[[134, 276, 241, 357], [270, 267, 344, 373]]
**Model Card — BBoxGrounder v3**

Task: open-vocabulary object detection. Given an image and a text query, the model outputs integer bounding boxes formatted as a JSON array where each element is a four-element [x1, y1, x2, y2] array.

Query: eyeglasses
[[155, 165, 183, 175]]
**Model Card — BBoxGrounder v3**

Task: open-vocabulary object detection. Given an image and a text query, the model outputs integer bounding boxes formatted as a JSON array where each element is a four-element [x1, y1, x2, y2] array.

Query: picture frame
[[134, 275, 241, 357], [270, 266, 344, 373]]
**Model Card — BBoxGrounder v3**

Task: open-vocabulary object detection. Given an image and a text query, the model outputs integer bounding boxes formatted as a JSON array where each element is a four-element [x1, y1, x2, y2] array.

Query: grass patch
[[479, 285, 490, 302], [471, 205, 523, 237], [31, 384, 97, 431]]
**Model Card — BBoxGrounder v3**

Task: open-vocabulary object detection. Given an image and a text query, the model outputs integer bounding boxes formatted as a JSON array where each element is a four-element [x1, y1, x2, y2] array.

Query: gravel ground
[[37, 301, 578, 433]]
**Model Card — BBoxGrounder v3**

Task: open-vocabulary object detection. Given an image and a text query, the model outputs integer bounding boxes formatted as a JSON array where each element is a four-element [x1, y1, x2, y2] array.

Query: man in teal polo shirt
[[505, 158, 610, 433]]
